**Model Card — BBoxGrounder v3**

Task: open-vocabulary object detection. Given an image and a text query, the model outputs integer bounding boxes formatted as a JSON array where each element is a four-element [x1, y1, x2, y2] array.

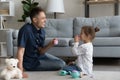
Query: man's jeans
[[25, 53, 66, 71]]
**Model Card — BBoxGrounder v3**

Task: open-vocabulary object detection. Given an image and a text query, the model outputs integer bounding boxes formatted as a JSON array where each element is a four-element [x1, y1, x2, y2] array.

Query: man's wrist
[[47, 43, 53, 48], [18, 64, 23, 71], [19, 67, 23, 71]]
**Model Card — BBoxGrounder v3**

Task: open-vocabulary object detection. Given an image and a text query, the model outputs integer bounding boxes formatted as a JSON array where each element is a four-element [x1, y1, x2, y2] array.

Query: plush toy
[[0, 58, 22, 80]]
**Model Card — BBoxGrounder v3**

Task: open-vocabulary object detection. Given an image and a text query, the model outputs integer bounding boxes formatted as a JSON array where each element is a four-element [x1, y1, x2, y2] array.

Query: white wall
[[4, 0, 120, 29]]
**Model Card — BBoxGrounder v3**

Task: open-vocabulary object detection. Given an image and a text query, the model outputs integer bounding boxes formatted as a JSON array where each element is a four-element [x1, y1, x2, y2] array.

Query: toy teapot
[[70, 70, 80, 78]]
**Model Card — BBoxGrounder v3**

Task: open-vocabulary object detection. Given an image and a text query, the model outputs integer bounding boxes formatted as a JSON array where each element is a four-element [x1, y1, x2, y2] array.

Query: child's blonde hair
[[81, 26, 100, 41]]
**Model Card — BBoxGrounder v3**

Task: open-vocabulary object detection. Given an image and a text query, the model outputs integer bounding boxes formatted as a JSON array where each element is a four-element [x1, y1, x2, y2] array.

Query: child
[[62, 26, 100, 78]]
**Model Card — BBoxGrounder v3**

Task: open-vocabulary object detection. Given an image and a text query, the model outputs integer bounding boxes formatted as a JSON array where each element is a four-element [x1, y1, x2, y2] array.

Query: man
[[17, 7, 65, 77]]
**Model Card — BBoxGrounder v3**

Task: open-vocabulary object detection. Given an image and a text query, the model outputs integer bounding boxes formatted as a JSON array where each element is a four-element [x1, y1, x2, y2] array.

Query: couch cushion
[[47, 47, 74, 57], [73, 17, 95, 37], [69, 39, 83, 46], [45, 39, 68, 47], [69, 37, 120, 46], [93, 37, 120, 46], [45, 38, 72, 47], [94, 17, 110, 37], [45, 19, 73, 38], [73, 17, 111, 37], [109, 16, 120, 37]]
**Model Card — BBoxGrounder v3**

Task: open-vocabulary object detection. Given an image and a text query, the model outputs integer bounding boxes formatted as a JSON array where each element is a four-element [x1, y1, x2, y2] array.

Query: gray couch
[[6, 16, 120, 58]]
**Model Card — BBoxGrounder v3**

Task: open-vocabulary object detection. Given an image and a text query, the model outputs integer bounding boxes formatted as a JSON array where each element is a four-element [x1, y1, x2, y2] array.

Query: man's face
[[33, 11, 46, 28]]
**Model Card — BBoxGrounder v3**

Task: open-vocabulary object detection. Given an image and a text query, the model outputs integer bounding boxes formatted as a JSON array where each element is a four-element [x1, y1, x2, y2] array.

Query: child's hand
[[74, 35, 80, 42]]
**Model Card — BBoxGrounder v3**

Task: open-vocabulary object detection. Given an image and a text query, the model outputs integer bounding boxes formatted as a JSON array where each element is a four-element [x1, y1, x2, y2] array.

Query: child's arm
[[72, 35, 86, 56], [72, 42, 86, 56]]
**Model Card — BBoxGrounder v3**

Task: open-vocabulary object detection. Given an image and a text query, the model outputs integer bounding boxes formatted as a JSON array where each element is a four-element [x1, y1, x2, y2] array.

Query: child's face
[[80, 29, 90, 42], [80, 30, 86, 41]]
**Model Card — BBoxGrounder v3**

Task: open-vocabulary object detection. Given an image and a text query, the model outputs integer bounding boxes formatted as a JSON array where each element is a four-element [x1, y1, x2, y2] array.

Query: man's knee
[[57, 59, 66, 69]]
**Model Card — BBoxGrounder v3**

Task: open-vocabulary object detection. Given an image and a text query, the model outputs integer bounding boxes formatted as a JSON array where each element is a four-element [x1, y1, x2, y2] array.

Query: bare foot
[[80, 73, 87, 78], [68, 61, 75, 65], [80, 73, 83, 78]]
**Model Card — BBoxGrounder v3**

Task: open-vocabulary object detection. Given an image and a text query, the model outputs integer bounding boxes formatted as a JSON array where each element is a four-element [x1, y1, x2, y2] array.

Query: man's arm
[[38, 39, 54, 54], [17, 47, 25, 72], [17, 47, 28, 78]]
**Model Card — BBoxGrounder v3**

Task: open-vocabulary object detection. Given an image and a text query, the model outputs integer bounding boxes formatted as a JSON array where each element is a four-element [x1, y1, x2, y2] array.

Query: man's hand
[[48, 39, 54, 47], [22, 72, 28, 78], [38, 38, 58, 54], [74, 35, 80, 42], [17, 47, 27, 78], [48, 38, 58, 47]]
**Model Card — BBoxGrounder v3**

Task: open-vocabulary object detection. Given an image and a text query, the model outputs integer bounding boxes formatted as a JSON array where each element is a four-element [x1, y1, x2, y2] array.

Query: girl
[[62, 26, 100, 78]]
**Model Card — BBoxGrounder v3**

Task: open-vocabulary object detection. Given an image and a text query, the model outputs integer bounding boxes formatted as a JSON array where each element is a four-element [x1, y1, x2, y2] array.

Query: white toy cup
[[54, 39, 58, 45]]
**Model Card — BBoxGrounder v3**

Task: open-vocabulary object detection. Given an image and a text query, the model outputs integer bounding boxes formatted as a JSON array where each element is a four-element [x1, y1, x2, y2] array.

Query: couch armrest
[[6, 29, 14, 57]]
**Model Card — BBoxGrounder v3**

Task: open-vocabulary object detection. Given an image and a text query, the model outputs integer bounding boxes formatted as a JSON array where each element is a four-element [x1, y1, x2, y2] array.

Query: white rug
[[0, 69, 120, 80], [25, 71, 120, 80], [1, 59, 120, 80]]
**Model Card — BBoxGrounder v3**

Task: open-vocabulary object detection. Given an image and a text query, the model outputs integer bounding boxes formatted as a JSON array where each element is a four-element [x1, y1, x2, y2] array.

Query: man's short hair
[[30, 7, 45, 21]]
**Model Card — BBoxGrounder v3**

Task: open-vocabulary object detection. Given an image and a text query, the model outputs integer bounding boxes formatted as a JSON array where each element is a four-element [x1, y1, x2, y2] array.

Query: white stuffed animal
[[0, 58, 22, 80]]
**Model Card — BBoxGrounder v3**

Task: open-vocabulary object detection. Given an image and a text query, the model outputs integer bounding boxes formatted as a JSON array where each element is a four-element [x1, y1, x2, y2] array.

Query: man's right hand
[[22, 72, 28, 78]]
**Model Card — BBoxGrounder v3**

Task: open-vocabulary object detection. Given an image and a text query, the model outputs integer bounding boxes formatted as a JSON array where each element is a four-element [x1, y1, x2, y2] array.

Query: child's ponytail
[[94, 27, 100, 32]]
